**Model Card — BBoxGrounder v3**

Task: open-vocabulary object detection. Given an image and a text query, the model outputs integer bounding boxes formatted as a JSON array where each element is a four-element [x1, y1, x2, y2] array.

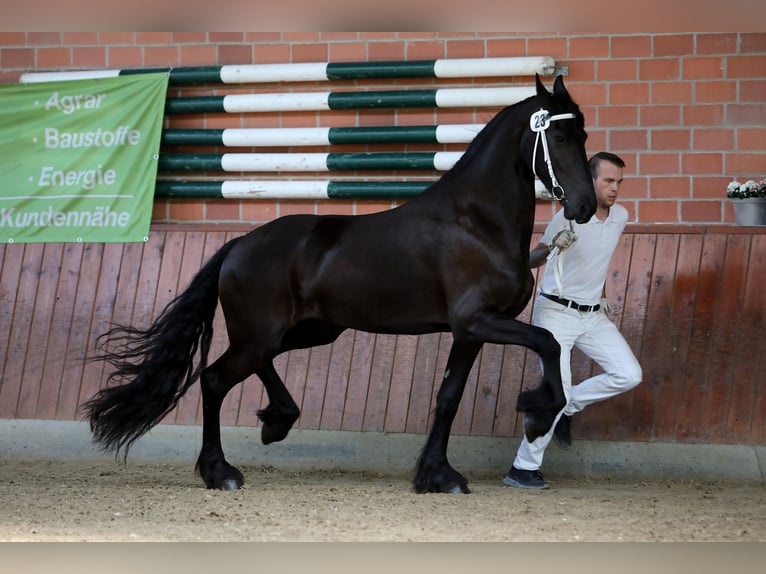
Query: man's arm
[[529, 242, 550, 269]]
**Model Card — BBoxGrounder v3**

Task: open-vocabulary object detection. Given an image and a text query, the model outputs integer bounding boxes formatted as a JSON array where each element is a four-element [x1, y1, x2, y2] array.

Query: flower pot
[[730, 197, 766, 227]]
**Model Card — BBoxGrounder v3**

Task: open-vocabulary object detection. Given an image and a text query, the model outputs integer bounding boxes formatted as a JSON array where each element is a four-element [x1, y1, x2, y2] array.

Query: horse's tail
[[82, 236, 242, 456]]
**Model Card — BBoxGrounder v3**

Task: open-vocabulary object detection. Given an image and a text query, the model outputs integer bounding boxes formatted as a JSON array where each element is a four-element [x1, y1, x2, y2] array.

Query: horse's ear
[[535, 74, 549, 98], [552, 75, 568, 97]]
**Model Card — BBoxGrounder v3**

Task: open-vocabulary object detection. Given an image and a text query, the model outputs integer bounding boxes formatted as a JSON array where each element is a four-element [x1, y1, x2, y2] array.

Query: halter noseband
[[530, 109, 577, 201]]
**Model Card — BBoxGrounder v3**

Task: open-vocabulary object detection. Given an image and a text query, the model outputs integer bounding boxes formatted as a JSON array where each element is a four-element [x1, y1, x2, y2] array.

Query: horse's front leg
[[465, 315, 566, 442], [413, 341, 482, 494]]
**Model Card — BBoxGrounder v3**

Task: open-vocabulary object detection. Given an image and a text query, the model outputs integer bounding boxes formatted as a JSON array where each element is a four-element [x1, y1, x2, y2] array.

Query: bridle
[[530, 109, 577, 201]]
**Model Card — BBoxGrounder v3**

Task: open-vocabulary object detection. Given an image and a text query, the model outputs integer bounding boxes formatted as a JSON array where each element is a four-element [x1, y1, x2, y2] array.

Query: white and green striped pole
[[19, 57, 558, 84], [159, 152, 464, 172], [162, 124, 485, 146], [154, 179, 552, 199]]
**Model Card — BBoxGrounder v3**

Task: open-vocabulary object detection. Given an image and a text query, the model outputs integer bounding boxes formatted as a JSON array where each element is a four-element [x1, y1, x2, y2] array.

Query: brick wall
[[2, 32, 765, 225]]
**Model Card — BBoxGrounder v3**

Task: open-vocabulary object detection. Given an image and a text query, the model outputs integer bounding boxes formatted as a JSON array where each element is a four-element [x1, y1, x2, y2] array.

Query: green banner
[[0, 73, 169, 243]]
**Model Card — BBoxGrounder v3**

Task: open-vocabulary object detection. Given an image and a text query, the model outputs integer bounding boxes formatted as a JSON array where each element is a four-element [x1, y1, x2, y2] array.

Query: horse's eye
[[554, 135, 565, 143]]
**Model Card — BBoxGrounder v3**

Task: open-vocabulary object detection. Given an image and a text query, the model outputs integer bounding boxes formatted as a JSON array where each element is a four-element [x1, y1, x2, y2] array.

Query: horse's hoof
[[219, 479, 242, 491], [447, 484, 470, 494]]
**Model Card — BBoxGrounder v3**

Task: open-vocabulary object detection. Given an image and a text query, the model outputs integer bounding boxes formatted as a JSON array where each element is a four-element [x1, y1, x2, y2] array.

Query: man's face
[[593, 161, 624, 210]]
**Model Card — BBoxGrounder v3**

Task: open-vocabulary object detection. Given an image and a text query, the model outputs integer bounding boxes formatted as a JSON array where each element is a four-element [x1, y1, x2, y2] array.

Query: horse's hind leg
[[413, 341, 482, 494], [256, 362, 300, 445], [196, 347, 255, 490]]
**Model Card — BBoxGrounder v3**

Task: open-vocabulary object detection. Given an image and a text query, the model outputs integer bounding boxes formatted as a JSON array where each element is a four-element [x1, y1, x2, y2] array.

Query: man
[[504, 151, 643, 490]]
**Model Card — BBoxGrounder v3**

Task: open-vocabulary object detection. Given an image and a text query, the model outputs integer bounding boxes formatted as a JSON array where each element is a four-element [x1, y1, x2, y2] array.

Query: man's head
[[589, 152, 625, 211]]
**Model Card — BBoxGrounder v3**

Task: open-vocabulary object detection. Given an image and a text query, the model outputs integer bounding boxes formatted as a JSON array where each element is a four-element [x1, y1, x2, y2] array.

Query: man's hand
[[600, 297, 612, 315], [551, 229, 577, 252]]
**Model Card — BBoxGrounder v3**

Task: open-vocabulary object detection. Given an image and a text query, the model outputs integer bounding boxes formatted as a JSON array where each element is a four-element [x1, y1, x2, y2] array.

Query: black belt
[[540, 292, 601, 313]]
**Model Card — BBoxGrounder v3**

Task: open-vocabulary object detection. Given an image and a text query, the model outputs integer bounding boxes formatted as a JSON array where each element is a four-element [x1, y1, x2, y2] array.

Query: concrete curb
[[1, 419, 763, 484]]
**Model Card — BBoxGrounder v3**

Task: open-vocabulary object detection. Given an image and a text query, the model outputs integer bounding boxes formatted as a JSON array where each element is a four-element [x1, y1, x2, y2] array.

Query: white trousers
[[513, 296, 642, 471]]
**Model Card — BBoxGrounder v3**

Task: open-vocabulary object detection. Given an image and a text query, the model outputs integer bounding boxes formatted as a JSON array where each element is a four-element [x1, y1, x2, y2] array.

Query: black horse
[[84, 75, 595, 494]]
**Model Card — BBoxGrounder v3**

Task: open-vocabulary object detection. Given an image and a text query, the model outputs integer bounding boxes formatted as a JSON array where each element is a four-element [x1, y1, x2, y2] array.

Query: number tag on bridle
[[530, 109, 550, 132]]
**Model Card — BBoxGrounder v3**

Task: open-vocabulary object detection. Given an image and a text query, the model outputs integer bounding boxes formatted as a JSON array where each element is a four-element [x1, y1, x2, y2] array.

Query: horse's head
[[526, 75, 596, 224]]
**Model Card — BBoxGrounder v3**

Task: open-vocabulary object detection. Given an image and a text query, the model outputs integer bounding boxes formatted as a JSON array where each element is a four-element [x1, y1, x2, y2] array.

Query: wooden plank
[[341, 331, 377, 431], [702, 234, 750, 443], [384, 334, 419, 432], [676, 233, 727, 442], [0, 244, 44, 418], [299, 343, 333, 429], [635, 234, 679, 441], [55, 243, 104, 420], [361, 333, 396, 432], [613, 233, 655, 440], [726, 233, 764, 444], [751, 236, 766, 445], [319, 329, 356, 430], [0, 245, 24, 380], [404, 332, 442, 434], [650, 234, 703, 441], [469, 342, 505, 436]]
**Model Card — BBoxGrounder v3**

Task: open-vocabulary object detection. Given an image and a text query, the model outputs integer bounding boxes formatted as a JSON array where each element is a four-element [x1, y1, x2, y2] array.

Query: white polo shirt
[[538, 203, 628, 306]]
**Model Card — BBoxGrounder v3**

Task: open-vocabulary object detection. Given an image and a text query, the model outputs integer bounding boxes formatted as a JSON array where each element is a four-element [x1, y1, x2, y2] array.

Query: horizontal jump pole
[[165, 86, 535, 114], [158, 152, 464, 172], [19, 57, 558, 85], [154, 179, 551, 199], [161, 124, 485, 147]]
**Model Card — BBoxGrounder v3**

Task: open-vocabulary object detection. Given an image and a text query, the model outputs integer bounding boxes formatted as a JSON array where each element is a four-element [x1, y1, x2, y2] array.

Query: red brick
[[565, 60, 596, 82], [134, 33, 171, 45], [405, 41, 445, 60], [693, 128, 734, 151], [27, 32, 62, 45], [486, 39, 526, 58], [209, 33, 244, 43], [610, 82, 649, 105], [682, 153, 723, 175], [37, 47, 71, 68], [695, 80, 737, 103], [653, 34, 694, 57], [168, 201, 205, 222], [585, 129, 607, 151], [568, 83, 606, 105], [599, 106, 638, 127], [640, 105, 681, 127], [328, 42, 367, 62], [611, 35, 651, 58], [726, 153, 766, 175], [741, 80, 766, 103], [696, 33, 738, 55], [316, 200, 354, 216], [568, 37, 609, 59], [368, 41, 406, 61], [620, 176, 646, 199], [99, 32, 134, 45], [683, 105, 724, 127], [597, 59, 638, 81], [651, 82, 692, 104], [151, 201, 168, 222], [107, 47, 142, 68], [217, 44, 253, 65], [320, 33, 360, 42], [639, 59, 679, 81], [253, 44, 290, 64], [292, 43, 328, 63], [610, 129, 648, 151], [682, 57, 724, 80], [446, 40, 485, 59], [649, 177, 690, 199], [681, 200, 722, 222], [1, 48, 34, 68], [179, 45, 217, 67], [640, 201, 679, 222], [740, 33, 766, 53], [737, 128, 766, 151], [727, 56, 766, 79], [144, 46, 180, 67], [206, 201, 241, 221], [527, 38, 567, 59], [355, 200, 396, 215], [727, 104, 766, 126], [651, 129, 689, 150], [245, 33, 282, 43], [693, 176, 732, 199], [640, 153, 680, 174], [279, 200, 317, 216], [63, 32, 98, 45], [72, 47, 106, 67], [242, 201, 277, 223], [171, 33, 207, 44]]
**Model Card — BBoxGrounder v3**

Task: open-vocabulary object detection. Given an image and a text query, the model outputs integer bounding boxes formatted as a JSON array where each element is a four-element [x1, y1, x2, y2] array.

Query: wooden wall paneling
[[340, 330, 376, 431], [676, 233, 727, 442], [384, 334, 419, 433], [469, 342, 505, 436], [450, 346, 481, 436], [404, 332, 442, 434], [597, 234, 636, 441], [54, 243, 104, 420], [73, 242, 125, 421], [0, 245, 24, 388], [426, 332, 455, 433], [299, 342, 333, 429], [653, 234, 703, 441], [171, 230, 208, 426], [0, 243, 44, 418], [702, 234, 750, 443], [726, 234, 764, 444], [318, 329, 356, 430], [616, 233, 655, 440], [635, 233, 679, 441], [15, 243, 63, 419], [751, 236, 766, 446], [361, 333, 396, 432]]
